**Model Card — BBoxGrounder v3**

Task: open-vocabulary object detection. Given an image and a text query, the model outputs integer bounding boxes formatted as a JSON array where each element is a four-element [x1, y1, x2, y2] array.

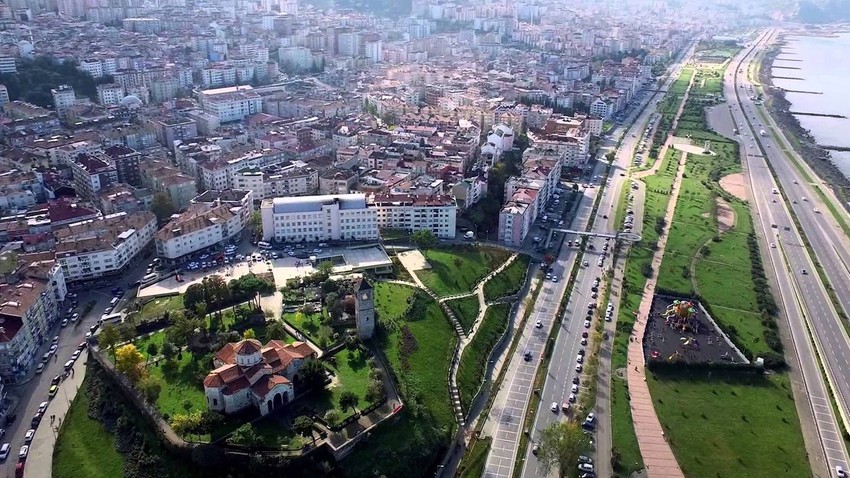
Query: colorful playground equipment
[[663, 299, 699, 333]]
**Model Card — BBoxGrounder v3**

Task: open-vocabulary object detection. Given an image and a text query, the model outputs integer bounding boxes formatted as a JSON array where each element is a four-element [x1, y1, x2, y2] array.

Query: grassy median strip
[[457, 303, 512, 414]]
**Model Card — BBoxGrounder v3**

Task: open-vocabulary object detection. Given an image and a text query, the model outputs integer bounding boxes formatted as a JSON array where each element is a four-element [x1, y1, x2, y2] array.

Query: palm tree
[[339, 390, 360, 415]]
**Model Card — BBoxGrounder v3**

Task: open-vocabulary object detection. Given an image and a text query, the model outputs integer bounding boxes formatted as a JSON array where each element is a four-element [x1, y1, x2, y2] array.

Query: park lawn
[[53, 376, 124, 478], [318, 347, 375, 417], [283, 310, 326, 338], [446, 296, 480, 334], [147, 352, 208, 417], [648, 370, 810, 478], [252, 417, 305, 448], [135, 295, 183, 322], [416, 246, 511, 297], [483, 254, 530, 302], [135, 330, 166, 360], [456, 304, 510, 413]]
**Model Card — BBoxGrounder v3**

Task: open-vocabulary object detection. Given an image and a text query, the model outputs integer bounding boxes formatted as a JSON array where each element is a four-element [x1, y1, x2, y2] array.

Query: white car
[[578, 463, 594, 472], [583, 261, 589, 267], [23, 429, 34, 444], [18, 445, 28, 460], [535, 320, 543, 329], [584, 320, 591, 328], [568, 393, 577, 403], [572, 384, 579, 393], [770, 243, 776, 248], [550, 402, 559, 412], [0, 443, 8, 461], [38, 401, 48, 414]]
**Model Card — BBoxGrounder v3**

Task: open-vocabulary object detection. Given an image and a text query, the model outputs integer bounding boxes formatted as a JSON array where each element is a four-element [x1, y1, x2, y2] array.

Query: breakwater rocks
[[788, 111, 847, 118]]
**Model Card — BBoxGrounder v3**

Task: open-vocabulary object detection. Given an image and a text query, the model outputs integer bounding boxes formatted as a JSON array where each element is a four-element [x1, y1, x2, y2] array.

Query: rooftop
[[267, 193, 368, 214]]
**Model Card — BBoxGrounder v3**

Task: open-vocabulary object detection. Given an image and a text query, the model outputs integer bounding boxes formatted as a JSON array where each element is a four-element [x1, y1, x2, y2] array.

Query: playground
[[642, 295, 748, 365]]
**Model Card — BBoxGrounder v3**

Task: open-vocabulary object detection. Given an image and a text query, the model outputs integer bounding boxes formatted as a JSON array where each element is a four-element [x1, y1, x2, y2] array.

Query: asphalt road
[[726, 30, 850, 476], [516, 41, 697, 478]]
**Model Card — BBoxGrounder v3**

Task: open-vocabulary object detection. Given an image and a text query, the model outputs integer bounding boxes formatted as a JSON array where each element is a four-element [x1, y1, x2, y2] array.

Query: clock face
[[362, 292, 370, 300]]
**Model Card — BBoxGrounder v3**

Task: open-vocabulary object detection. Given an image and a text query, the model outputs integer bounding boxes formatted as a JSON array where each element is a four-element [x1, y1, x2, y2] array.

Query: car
[[584, 320, 591, 328], [572, 376, 580, 385], [578, 348, 585, 356], [37, 402, 48, 414], [591, 292, 598, 299], [562, 402, 571, 412], [569, 393, 577, 403], [0, 443, 8, 461], [77, 342, 87, 351], [71, 350, 81, 361], [586, 412, 596, 423], [801, 269, 808, 275], [576, 355, 583, 364], [52, 335, 60, 344], [23, 430, 33, 444], [551, 402, 559, 412], [770, 243, 776, 248], [814, 207, 821, 213], [34, 363, 44, 374], [572, 384, 579, 393], [49, 385, 58, 398], [552, 276, 559, 282], [582, 331, 589, 338], [532, 444, 539, 456], [576, 364, 583, 373], [17, 445, 27, 461], [535, 320, 543, 329], [581, 337, 588, 345], [61, 318, 68, 327], [579, 455, 593, 464], [546, 273, 552, 280], [836, 466, 847, 478], [523, 350, 532, 361], [49, 344, 57, 354], [583, 261, 589, 267], [578, 463, 594, 472]]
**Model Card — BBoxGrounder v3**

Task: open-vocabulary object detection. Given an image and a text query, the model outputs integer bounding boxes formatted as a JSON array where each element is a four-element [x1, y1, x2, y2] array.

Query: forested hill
[[797, 0, 850, 23]]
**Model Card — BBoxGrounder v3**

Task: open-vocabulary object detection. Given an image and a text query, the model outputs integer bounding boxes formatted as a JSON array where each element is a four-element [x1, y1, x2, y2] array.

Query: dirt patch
[[719, 173, 748, 201], [397, 250, 431, 271], [716, 198, 736, 233]]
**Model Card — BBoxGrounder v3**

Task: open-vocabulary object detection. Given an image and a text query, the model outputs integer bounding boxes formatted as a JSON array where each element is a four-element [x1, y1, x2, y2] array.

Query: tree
[[138, 375, 162, 403], [183, 284, 206, 312], [301, 303, 315, 316], [298, 358, 326, 387], [339, 390, 360, 415], [99, 323, 120, 359], [265, 321, 287, 341], [166, 310, 198, 349], [324, 409, 341, 428], [115, 344, 146, 384], [325, 292, 342, 321], [170, 411, 202, 439], [293, 415, 315, 445], [145, 342, 159, 364], [536, 421, 591, 478], [197, 410, 224, 436], [410, 230, 437, 249], [228, 423, 259, 446], [161, 341, 177, 362], [151, 192, 176, 224], [116, 322, 137, 343], [365, 379, 384, 403], [317, 260, 334, 276], [242, 329, 257, 340]]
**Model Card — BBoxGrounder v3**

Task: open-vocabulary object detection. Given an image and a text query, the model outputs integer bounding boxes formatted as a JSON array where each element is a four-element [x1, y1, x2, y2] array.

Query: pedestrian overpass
[[545, 228, 642, 249]]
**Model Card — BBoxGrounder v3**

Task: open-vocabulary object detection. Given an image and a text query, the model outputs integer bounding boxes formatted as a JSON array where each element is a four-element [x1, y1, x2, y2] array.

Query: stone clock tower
[[354, 277, 375, 340]]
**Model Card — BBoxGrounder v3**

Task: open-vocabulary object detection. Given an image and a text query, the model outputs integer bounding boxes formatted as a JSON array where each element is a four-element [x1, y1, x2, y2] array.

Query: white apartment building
[[201, 66, 238, 89], [198, 86, 262, 123], [261, 194, 379, 243], [0, 56, 15, 74], [369, 193, 457, 239], [51, 85, 76, 119], [198, 149, 285, 191], [155, 203, 243, 260], [79, 59, 104, 79], [0, 85, 8, 106], [96, 83, 125, 106], [231, 164, 318, 200], [0, 255, 67, 382], [54, 211, 157, 282]]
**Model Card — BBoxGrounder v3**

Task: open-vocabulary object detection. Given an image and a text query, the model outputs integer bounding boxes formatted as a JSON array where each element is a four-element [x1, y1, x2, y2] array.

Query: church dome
[[234, 339, 263, 367]]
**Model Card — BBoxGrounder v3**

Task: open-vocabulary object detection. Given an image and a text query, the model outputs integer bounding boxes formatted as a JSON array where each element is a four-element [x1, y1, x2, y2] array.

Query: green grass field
[[342, 282, 457, 477], [456, 303, 510, 413], [648, 370, 810, 478], [483, 254, 530, 302], [133, 295, 183, 322], [417, 246, 511, 297], [321, 347, 376, 416], [147, 352, 208, 417], [458, 437, 491, 478], [53, 377, 124, 478], [446, 295, 480, 334]]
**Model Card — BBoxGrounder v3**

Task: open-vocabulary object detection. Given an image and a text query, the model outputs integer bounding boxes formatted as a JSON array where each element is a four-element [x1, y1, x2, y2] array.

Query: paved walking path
[[626, 151, 689, 478], [26, 351, 88, 478]]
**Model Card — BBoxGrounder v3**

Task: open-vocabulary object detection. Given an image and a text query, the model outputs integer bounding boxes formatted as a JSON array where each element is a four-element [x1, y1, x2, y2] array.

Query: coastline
[[757, 34, 850, 210]]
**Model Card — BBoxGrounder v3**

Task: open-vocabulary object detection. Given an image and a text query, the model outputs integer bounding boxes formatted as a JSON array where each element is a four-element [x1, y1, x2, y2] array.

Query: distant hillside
[[303, 0, 411, 17], [797, 0, 850, 23]]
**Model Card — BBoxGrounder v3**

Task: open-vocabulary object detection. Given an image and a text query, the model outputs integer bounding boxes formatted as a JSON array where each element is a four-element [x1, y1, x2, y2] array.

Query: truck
[[760, 129, 766, 137]]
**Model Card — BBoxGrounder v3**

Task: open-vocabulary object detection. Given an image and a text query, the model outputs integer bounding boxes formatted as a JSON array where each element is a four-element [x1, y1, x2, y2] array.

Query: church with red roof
[[203, 338, 316, 416]]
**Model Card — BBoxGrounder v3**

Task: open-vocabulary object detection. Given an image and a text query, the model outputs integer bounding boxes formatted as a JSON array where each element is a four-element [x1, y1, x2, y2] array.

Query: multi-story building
[[191, 189, 253, 235], [369, 193, 457, 238], [0, 85, 9, 106], [260, 194, 379, 243], [140, 159, 198, 211], [70, 153, 118, 204], [0, 253, 67, 383], [0, 56, 15, 74], [498, 195, 535, 247], [151, 116, 198, 149], [96, 83, 125, 106], [198, 86, 262, 124], [103, 145, 141, 187], [201, 65, 238, 89], [51, 85, 76, 120], [231, 164, 318, 200], [54, 211, 157, 282], [155, 203, 243, 260]]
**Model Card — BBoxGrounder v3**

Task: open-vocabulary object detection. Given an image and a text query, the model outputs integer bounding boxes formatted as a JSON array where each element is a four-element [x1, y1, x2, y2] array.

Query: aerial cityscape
[[0, 0, 845, 477]]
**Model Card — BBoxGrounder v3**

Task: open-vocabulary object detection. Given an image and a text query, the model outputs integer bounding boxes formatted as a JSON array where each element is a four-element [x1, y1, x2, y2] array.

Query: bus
[[258, 241, 272, 250], [100, 312, 122, 325]]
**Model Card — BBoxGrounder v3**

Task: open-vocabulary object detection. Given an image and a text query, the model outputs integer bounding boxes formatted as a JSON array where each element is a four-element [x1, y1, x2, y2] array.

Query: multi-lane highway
[[726, 30, 850, 476], [515, 43, 696, 478]]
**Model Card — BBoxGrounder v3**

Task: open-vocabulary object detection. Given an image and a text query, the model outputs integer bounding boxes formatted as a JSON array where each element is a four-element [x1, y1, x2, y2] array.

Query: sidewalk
[[626, 151, 690, 478], [25, 350, 89, 478]]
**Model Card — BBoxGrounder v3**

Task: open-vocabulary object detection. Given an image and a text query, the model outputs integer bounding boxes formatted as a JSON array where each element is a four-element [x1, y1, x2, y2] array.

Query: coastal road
[[741, 29, 850, 433], [727, 29, 850, 477], [517, 42, 697, 478]]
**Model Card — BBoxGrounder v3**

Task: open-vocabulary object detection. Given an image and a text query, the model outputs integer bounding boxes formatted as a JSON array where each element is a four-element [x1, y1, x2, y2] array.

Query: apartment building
[[54, 211, 157, 282], [155, 203, 243, 260], [191, 190, 253, 236], [0, 253, 67, 383], [198, 86, 262, 124], [70, 153, 118, 204], [260, 194, 379, 243], [231, 164, 318, 200], [498, 199, 534, 247], [140, 159, 198, 211], [151, 116, 198, 149], [369, 193, 457, 239], [103, 145, 142, 187], [96, 83, 125, 106]]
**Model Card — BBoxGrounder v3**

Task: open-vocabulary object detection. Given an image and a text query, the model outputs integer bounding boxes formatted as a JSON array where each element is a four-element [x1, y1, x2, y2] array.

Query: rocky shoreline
[[758, 39, 850, 209]]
